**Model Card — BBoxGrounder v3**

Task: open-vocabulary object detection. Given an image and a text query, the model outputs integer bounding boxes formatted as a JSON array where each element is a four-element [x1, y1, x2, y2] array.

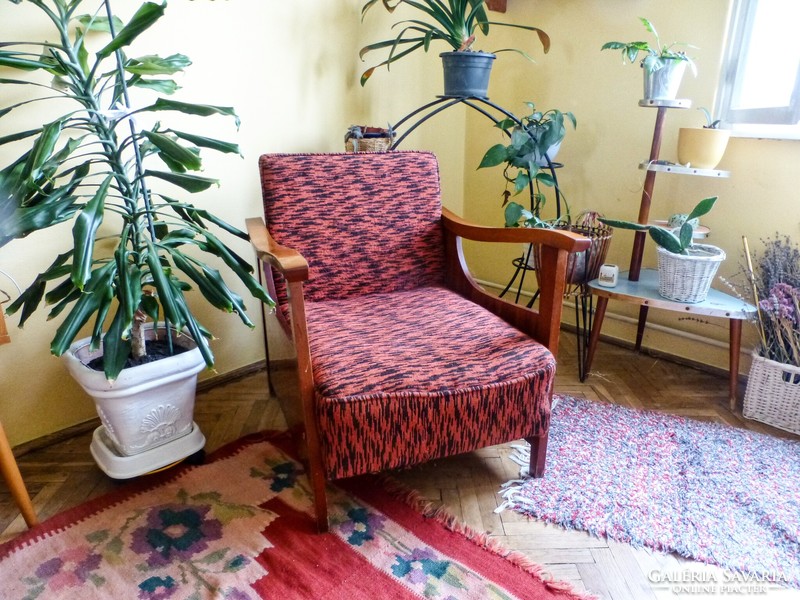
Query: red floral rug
[[0, 431, 593, 599]]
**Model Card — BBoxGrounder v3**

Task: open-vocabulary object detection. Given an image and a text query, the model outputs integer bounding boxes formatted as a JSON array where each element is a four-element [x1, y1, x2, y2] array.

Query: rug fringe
[[377, 474, 599, 600]]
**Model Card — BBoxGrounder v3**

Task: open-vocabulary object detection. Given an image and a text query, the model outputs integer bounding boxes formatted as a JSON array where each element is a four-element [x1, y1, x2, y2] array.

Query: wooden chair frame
[[247, 208, 589, 531]]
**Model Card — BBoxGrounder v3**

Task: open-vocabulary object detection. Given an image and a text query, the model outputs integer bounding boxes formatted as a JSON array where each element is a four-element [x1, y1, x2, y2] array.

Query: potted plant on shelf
[[677, 107, 731, 169], [599, 197, 723, 303], [0, 0, 273, 473], [359, 0, 550, 98], [601, 17, 697, 101], [737, 235, 800, 434]]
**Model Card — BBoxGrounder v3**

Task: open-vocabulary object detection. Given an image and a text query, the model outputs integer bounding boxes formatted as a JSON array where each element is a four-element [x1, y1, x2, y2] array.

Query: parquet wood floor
[[2, 333, 798, 599]]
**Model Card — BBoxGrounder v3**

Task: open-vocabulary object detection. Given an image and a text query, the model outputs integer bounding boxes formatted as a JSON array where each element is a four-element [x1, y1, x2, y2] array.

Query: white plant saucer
[[90, 423, 205, 479]]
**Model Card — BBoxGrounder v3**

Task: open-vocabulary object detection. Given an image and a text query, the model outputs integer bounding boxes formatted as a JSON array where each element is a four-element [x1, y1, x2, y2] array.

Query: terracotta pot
[[677, 127, 731, 169]]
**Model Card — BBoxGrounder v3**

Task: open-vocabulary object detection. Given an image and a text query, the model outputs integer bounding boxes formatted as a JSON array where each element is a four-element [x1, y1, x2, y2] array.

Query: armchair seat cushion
[[306, 285, 555, 479]]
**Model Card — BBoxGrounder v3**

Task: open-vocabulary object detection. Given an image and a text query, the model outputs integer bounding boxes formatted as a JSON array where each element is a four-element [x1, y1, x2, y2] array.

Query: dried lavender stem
[[742, 236, 768, 353]]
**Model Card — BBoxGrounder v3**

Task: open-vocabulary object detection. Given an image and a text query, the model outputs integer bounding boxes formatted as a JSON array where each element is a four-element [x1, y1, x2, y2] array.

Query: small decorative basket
[[656, 243, 725, 303], [345, 125, 395, 153], [531, 213, 613, 293], [743, 354, 800, 435]]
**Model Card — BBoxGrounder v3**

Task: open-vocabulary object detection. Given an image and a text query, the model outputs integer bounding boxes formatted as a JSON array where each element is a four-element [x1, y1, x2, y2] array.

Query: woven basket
[[532, 222, 613, 291], [656, 243, 725, 303], [743, 354, 800, 435], [345, 126, 395, 153]]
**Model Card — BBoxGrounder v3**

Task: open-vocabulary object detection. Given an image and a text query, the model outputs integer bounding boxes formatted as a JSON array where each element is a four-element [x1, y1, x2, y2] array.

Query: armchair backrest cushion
[[259, 152, 445, 303]]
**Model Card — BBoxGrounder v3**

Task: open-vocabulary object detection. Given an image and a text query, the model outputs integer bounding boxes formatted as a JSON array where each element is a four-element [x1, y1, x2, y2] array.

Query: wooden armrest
[[246, 217, 309, 282], [441, 207, 591, 253]]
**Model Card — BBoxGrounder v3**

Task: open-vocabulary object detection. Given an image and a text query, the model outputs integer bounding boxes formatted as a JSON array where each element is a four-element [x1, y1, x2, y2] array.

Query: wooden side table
[[0, 310, 39, 528], [584, 269, 756, 410]]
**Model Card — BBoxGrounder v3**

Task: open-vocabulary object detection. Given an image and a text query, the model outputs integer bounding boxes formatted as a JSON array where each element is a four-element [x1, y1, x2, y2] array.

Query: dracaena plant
[[0, 0, 273, 380], [359, 0, 550, 85]]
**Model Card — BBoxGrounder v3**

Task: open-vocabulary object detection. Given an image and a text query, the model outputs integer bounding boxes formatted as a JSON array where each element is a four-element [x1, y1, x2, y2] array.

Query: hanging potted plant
[[599, 197, 723, 303], [0, 1, 273, 473], [601, 17, 697, 101], [677, 107, 732, 169], [359, 0, 550, 98]]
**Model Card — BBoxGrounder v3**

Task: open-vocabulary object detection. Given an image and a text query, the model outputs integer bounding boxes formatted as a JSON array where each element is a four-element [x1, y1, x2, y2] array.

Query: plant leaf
[[144, 170, 218, 193], [649, 227, 684, 254], [71, 176, 111, 290], [142, 131, 202, 171], [97, 2, 166, 59], [686, 196, 717, 221], [143, 98, 240, 128]]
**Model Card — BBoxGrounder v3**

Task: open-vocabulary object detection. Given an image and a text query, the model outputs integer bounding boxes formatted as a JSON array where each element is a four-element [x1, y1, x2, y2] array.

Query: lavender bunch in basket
[[745, 235, 800, 367]]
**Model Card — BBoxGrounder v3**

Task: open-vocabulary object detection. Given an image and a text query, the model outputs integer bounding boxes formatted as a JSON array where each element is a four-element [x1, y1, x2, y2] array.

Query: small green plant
[[478, 102, 575, 227], [359, 0, 550, 85], [601, 17, 697, 75], [599, 197, 717, 255], [699, 107, 722, 129]]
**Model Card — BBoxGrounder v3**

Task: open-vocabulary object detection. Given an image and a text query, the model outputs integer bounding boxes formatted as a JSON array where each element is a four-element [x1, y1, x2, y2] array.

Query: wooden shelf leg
[[729, 319, 743, 411], [584, 296, 609, 378], [635, 305, 649, 351], [0, 421, 38, 528]]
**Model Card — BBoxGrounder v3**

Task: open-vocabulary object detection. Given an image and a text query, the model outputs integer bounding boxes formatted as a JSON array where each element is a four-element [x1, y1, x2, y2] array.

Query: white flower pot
[[63, 324, 206, 456]]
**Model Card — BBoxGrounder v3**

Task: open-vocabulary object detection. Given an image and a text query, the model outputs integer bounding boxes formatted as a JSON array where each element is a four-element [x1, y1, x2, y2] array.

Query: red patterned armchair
[[247, 151, 589, 531]]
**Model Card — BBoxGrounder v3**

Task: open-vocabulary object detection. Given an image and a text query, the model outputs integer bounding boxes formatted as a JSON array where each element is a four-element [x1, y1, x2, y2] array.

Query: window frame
[[716, 0, 800, 139]]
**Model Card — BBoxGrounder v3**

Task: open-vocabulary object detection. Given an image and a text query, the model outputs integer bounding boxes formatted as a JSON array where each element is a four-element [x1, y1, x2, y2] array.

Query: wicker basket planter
[[743, 354, 800, 435], [656, 243, 725, 303], [531, 222, 613, 289], [345, 126, 395, 152]]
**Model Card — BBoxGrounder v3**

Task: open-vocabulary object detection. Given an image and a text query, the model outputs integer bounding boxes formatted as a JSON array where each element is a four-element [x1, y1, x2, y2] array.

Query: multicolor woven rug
[[0, 431, 592, 599], [500, 396, 800, 588]]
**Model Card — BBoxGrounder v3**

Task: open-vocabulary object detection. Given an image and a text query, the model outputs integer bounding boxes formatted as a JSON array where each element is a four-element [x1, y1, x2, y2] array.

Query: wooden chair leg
[[0, 421, 38, 528], [308, 465, 329, 533], [526, 432, 548, 478]]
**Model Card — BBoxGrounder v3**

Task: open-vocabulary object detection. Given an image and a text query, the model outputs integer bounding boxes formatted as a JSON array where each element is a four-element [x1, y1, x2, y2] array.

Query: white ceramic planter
[[63, 325, 206, 456]]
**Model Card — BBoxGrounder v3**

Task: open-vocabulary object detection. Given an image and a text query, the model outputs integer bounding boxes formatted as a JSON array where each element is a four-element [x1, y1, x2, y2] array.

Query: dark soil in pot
[[86, 340, 191, 371]]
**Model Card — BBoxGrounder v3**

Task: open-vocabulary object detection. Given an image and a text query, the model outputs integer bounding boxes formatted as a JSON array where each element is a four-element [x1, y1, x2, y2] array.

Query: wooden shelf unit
[[584, 98, 755, 409]]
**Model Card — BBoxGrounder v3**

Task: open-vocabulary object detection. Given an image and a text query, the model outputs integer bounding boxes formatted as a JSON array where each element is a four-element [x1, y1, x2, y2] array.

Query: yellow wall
[[2, 0, 799, 446]]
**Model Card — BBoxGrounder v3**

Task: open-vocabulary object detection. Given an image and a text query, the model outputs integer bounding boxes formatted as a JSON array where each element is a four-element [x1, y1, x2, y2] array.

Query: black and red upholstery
[[248, 151, 589, 530]]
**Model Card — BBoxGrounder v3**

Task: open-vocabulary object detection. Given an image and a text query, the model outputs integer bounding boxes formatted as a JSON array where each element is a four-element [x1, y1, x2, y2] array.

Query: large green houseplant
[[0, 0, 273, 462], [359, 0, 550, 93], [1, 0, 272, 380], [0, 0, 272, 464]]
